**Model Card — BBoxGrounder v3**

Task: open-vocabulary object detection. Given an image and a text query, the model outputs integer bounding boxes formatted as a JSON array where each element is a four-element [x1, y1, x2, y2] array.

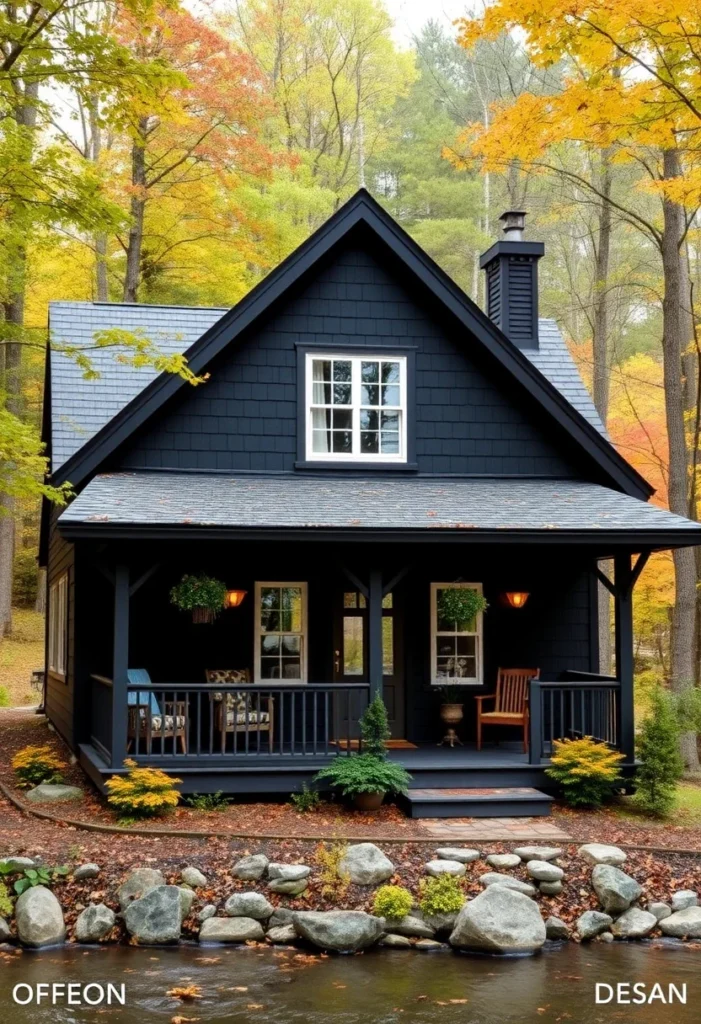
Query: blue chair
[[126, 668, 187, 753]]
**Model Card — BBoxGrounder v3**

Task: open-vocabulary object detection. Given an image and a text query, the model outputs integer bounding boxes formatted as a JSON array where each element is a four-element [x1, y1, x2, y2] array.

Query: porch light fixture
[[225, 589, 247, 609], [504, 591, 530, 609]]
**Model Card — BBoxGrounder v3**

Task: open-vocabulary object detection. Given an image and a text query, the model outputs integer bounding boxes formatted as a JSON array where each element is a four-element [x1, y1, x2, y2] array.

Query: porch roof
[[58, 471, 701, 549]]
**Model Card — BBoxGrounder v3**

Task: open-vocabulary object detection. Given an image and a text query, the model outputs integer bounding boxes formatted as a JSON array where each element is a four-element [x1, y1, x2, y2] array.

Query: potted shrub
[[170, 573, 227, 624]]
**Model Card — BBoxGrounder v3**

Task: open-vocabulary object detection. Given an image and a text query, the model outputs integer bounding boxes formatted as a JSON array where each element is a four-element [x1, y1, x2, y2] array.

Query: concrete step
[[401, 786, 554, 819]]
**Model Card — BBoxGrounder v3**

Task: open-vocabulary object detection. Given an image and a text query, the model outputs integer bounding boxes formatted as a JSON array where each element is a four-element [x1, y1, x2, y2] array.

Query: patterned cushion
[[206, 669, 252, 715], [138, 713, 186, 732], [225, 710, 270, 727]]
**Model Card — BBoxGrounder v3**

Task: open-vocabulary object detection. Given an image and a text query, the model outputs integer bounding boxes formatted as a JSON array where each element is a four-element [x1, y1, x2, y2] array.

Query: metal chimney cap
[[499, 211, 527, 241]]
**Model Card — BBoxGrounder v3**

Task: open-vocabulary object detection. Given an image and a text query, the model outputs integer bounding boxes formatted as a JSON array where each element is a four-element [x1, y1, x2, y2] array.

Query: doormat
[[330, 739, 418, 750]]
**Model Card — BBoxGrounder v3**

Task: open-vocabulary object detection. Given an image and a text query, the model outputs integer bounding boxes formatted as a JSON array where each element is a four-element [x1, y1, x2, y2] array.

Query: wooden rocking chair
[[475, 667, 540, 753]]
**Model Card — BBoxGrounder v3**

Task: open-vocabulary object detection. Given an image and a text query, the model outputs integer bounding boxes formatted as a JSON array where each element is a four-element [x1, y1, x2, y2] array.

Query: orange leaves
[[167, 985, 202, 1000]]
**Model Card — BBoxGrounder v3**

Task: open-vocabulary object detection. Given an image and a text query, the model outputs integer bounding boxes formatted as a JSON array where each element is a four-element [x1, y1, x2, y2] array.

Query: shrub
[[635, 687, 684, 817], [0, 882, 12, 917], [105, 759, 181, 817], [373, 884, 413, 920], [290, 783, 321, 813], [313, 753, 411, 799], [11, 744, 66, 787], [546, 736, 624, 808], [169, 574, 227, 617], [360, 695, 391, 758], [183, 791, 231, 811], [0, 686, 10, 708], [13, 549, 39, 608], [0, 862, 70, 896], [418, 874, 465, 917], [314, 841, 350, 901], [436, 588, 488, 628]]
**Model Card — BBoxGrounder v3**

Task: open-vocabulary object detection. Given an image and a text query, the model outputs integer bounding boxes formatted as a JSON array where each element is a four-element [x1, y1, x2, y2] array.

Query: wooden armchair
[[205, 669, 275, 752], [475, 667, 540, 752], [126, 668, 187, 754]]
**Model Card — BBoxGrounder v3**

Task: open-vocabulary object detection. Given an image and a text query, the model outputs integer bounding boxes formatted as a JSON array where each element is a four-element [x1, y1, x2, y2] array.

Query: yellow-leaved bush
[[105, 759, 182, 817], [545, 737, 625, 808], [12, 744, 66, 787]]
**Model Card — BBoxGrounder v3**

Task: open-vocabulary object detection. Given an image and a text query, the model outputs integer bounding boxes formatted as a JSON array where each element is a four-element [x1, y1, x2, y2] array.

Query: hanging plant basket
[[170, 574, 228, 625], [437, 587, 488, 628]]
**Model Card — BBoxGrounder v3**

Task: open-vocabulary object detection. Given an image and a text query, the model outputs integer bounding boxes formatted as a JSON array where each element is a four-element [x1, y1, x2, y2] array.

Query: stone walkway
[[418, 816, 572, 841]]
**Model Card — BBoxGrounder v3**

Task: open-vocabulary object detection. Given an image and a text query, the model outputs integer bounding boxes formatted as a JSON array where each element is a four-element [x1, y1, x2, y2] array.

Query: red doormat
[[330, 739, 418, 750]]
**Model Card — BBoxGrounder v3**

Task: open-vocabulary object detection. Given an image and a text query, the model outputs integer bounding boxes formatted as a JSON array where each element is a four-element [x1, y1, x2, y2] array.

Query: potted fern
[[170, 573, 228, 624]]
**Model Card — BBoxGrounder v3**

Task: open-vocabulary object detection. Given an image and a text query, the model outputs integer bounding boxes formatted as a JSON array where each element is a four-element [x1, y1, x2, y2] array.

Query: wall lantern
[[504, 591, 530, 609], [225, 589, 248, 609]]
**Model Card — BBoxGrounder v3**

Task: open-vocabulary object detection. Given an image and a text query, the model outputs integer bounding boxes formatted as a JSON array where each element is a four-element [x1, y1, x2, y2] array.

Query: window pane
[[261, 609, 280, 632], [281, 658, 301, 678], [361, 361, 379, 383], [333, 408, 352, 430], [312, 409, 331, 430], [382, 361, 400, 383], [381, 384, 400, 406], [360, 431, 379, 453], [260, 658, 280, 679], [343, 616, 364, 675], [436, 657, 455, 678], [313, 382, 330, 404], [457, 636, 477, 656], [332, 431, 352, 453], [312, 430, 330, 453], [333, 382, 351, 404], [359, 593, 367, 608], [380, 432, 399, 454], [361, 384, 379, 406], [437, 637, 457, 657], [261, 587, 279, 609], [360, 409, 378, 431], [343, 592, 358, 608], [382, 593, 393, 609], [313, 359, 331, 382], [282, 635, 301, 654], [382, 616, 393, 675], [333, 360, 351, 382], [261, 634, 280, 655], [282, 588, 302, 631]]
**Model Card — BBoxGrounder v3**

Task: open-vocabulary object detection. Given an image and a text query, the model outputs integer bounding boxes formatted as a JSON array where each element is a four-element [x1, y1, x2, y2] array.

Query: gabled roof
[[47, 189, 650, 499]]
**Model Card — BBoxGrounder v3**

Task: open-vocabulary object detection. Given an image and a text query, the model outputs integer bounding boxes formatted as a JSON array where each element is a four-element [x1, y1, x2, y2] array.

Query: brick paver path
[[418, 817, 571, 841]]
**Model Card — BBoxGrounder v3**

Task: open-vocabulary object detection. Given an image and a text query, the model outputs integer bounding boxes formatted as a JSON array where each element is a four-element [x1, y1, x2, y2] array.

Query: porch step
[[401, 786, 553, 819]]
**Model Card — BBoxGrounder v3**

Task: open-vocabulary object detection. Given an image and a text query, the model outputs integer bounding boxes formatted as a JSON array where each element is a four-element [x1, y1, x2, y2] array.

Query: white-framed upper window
[[48, 573, 68, 678], [430, 582, 483, 686], [254, 582, 308, 683], [305, 353, 407, 462]]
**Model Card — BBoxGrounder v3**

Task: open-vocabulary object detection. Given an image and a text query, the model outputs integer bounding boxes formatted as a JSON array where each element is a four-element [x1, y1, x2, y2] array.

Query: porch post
[[111, 564, 130, 769], [614, 553, 635, 762], [368, 569, 383, 701]]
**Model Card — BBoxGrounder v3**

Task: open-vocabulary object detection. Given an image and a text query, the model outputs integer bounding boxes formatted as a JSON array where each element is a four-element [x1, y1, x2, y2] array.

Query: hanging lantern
[[504, 591, 530, 609], [225, 589, 248, 608]]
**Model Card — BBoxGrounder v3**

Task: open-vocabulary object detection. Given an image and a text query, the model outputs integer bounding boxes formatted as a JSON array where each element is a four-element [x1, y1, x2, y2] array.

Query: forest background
[[1, 0, 700, 764]]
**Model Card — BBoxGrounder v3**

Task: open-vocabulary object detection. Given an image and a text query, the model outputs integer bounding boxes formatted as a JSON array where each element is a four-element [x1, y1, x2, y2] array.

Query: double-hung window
[[430, 582, 483, 686], [306, 353, 407, 462], [48, 573, 68, 678], [254, 583, 307, 682]]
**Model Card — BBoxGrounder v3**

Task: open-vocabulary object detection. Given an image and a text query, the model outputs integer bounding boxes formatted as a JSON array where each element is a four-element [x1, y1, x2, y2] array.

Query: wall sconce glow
[[225, 589, 247, 608], [505, 591, 530, 609]]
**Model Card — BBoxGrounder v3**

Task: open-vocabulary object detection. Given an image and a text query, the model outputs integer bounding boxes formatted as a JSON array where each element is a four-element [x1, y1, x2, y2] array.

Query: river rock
[[380, 933, 412, 948], [478, 873, 536, 896], [75, 904, 115, 943], [25, 784, 84, 804], [576, 910, 613, 940], [123, 885, 182, 944], [425, 859, 466, 877], [15, 886, 66, 948], [659, 907, 701, 938], [179, 887, 196, 918], [0, 857, 34, 871], [599, 931, 614, 943], [545, 916, 569, 941], [73, 864, 100, 881], [266, 924, 298, 944], [268, 907, 296, 927], [539, 881, 563, 896], [592, 865, 642, 914], [579, 844, 627, 867], [293, 910, 385, 952], [420, 910, 460, 935], [199, 917, 265, 943], [225, 892, 273, 920], [198, 904, 217, 922], [0, 917, 11, 942], [671, 890, 698, 912], [268, 863, 311, 882], [339, 844, 394, 886], [385, 915, 435, 938], [118, 867, 166, 911], [514, 847, 562, 863], [449, 885, 546, 954], [527, 861, 564, 883], [268, 878, 308, 896], [435, 848, 481, 863], [611, 907, 658, 939], [233, 854, 269, 881], [181, 866, 207, 888], [647, 902, 672, 922], [415, 938, 444, 949], [486, 853, 521, 870]]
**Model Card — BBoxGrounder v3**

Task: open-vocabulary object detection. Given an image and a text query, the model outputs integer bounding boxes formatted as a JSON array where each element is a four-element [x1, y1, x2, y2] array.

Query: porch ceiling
[[58, 471, 701, 550]]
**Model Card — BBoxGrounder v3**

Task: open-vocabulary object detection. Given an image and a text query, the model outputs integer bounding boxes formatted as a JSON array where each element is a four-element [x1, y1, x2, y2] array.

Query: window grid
[[254, 582, 308, 683], [430, 582, 483, 686], [48, 573, 68, 677]]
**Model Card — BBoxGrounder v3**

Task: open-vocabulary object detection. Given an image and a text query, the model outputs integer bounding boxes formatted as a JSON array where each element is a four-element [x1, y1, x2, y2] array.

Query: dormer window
[[305, 353, 407, 462]]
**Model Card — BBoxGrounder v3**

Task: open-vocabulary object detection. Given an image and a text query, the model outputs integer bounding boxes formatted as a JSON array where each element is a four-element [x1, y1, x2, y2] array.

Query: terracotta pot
[[440, 703, 464, 725], [192, 606, 216, 625], [353, 791, 385, 812]]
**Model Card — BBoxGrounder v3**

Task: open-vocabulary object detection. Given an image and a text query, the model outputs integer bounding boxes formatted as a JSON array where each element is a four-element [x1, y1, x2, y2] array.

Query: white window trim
[[48, 573, 68, 678], [430, 582, 484, 686], [254, 581, 308, 684], [305, 352, 407, 463]]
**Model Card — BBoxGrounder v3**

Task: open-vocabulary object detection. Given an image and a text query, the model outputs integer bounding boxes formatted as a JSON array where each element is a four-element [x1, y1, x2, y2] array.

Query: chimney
[[479, 212, 544, 349]]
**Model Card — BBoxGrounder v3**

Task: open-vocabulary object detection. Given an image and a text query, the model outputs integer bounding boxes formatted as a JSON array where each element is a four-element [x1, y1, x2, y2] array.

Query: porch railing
[[122, 682, 370, 761], [89, 674, 113, 763], [529, 674, 621, 764]]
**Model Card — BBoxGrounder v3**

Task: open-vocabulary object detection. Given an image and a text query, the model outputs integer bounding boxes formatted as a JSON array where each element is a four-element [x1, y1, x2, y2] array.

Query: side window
[[430, 583, 483, 685], [48, 573, 68, 678]]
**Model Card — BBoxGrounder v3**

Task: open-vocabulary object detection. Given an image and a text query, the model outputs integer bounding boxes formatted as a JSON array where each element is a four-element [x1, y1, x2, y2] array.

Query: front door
[[333, 588, 405, 738]]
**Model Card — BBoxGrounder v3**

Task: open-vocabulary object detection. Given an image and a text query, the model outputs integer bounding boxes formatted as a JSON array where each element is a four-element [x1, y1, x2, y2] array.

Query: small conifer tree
[[359, 694, 391, 758], [635, 686, 684, 817]]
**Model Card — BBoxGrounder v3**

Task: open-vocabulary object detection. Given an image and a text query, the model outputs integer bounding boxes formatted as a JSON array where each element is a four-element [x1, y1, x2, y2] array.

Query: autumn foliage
[[11, 745, 66, 787], [105, 759, 182, 816]]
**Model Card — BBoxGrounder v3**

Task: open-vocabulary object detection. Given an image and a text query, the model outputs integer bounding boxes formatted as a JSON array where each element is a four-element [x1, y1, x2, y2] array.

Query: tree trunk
[[123, 120, 148, 303], [88, 95, 109, 301], [661, 148, 699, 770]]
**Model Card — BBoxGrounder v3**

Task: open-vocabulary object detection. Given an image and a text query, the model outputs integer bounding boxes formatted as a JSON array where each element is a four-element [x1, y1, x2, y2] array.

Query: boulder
[[527, 861, 564, 883], [545, 917, 569, 941], [181, 866, 207, 888], [338, 844, 394, 886], [539, 881, 563, 896], [0, 856, 34, 871], [449, 885, 546, 954], [233, 854, 269, 881], [659, 907, 701, 939], [118, 868, 166, 911], [179, 887, 196, 919], [478, 873, 536, 896], [671, 890, 698, 912], [25, 784, 84, 804], [599, 931, 614, 943], [73, 864, 100, 881], [385, 915, 435, 939], [268, 907, 296, 927], [579, 844, 627, 867], [266, 924, 298, 944], [75, 904, 115, 943], [380, 933, 412, 948], [576, 910, 613, 941], [592, 865, 642, 915], [486, 853, 521, 870], [513, 847, 562, 863], [425, 859, 466, 877], [15, 886, 66, 948], [419, 910, 459, 935], [267, 863, 311, 882], [435, 848, 481, 864], [225, 892, 273, 920], [293, 910, 385, 952], [415, 938, 443, 950], [647, 902, 672, 922], [611, 907, 657, 940], [268, 878, 308, 896], [198, 904, 217, 922], [123, 885, 182, 945], [0, 917, 12, 942], [199, 917, 265, 943]]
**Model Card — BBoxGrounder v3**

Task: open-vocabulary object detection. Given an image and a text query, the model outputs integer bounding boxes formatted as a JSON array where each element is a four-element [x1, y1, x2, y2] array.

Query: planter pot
[[353, 791, 385, 812], [440, 703, 464, 726], [191, 607, 217, 625]]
